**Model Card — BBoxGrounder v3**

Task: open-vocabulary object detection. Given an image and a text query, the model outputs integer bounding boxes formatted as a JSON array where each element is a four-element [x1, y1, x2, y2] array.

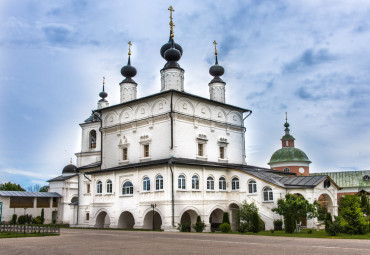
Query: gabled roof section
[[0, 191, 61, 198], [77, 161, 101, 170], [47, 174, 77, 182], [274, 175, 327, 188], [311, 170, 370, 188]]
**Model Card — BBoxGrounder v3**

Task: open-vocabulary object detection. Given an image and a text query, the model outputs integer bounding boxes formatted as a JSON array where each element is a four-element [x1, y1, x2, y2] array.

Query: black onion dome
[[99, 91, 108, 99], [62, 164, 77, 174], [121, 57, 137, 78], [160, 32, 183, 58], [209, 64, 224, 77], [164, 47, 181, 62]]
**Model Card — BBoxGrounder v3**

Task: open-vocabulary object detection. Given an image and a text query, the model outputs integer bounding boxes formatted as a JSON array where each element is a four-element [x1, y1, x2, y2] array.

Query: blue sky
[[1, 0, 370, 188]]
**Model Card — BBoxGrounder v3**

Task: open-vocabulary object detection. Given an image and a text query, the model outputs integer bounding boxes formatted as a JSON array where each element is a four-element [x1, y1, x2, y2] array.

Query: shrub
[[324, 212, 333, 233], [339, 195, 367, 234], [250, 211, 260, 233], [222, 212, 230, 225], [326, 220, 342, 236], [32, 216, 43, 225], [259, 218, 265, 231], [317, 204, 328, 221], [41, 208, 45, 224], [18, 215, 27, 225], [284, 214, 295, 234], [273, 220, 283, 231], [307, 229, 313, 234], [192, 216, 206, 233], [220, 223, 231, 233], [238, 222, 249, 233], [10, 214, 17, 224], [270, 229, 274, 233], [177, 223, 190, 232], [26, 214, 32, 224]]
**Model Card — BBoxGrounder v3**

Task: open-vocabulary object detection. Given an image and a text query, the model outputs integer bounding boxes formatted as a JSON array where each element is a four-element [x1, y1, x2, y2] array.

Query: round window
[[299, 167, 305, 174]]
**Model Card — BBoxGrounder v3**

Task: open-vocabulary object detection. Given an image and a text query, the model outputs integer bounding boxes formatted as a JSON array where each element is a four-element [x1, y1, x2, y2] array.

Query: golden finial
[[128, 41, 132, 56], [285, 112, 288, 122], [103, 76, 105, 86], [168, 6, 175, 39], [70, 158, 72, 165], [213, 40, 218, 56]]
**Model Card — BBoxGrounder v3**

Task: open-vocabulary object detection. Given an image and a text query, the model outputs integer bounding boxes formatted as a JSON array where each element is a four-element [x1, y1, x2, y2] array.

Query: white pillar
[[209, 82, 226, 103], [120, 82, 137, 103], [160, 68, 184, 92]]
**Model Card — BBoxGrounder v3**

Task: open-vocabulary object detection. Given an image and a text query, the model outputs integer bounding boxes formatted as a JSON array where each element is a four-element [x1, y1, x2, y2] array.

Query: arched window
[[178, 175, 186, 189], [96, 181, 102, 194], [89, 130, 97, 149], [263, 187, 273, 202], [156, 175, 163, 190], [207, 176, 214, 190], [231, 177, 239, 190], [219, 177, 226, 190], [122, 181, 133, 195], [106, 180, 112, 194], [143, 177, 150, 191], [248, 180, 257, 194], [192, 175, 199, 190], [283, 168, 290, 173]]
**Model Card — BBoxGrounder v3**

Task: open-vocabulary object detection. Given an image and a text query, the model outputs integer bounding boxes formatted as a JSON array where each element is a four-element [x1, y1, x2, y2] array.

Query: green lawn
[[0, 232, 59, 239], [232, 229, 370, 239]]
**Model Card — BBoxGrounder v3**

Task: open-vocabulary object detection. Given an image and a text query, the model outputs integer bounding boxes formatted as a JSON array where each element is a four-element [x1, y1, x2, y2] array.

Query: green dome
[[268, 147, 311, 164]]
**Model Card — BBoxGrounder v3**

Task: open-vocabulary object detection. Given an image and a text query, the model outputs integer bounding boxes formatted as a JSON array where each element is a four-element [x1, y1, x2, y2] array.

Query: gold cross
[[168, 6, 175, 39], [213, 40, 218, 56], [103, 76, 105, 86], [128, 41, 132, 56], [285, 112, 288, 122]]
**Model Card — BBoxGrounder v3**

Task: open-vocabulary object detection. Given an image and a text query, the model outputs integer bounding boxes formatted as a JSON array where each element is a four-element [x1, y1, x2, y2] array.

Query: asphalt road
[[1, 228, 370, 255]]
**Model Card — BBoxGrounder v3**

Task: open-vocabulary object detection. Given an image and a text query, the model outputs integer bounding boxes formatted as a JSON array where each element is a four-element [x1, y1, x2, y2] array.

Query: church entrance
[[229, 203, 240, 231], [180, 210, 198, 232], [95, 211, 110, 228], [209, 208, 224, 231], [318, 193, 334, 217], [118, 211, 135, 229], [143, 211, 162, 230]]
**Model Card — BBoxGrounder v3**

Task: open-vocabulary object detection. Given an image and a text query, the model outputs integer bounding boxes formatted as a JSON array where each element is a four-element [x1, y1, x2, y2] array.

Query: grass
[[0, 232, 59, 239], [233, 229, 370, 239]]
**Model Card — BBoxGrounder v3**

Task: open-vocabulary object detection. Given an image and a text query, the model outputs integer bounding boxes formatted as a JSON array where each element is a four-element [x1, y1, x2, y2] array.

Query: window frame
[[207, 176, 214, 190], [106, 180, 112, 194], [178, 174, 186, 190], [263, 187, 273, 202], [219, 177, 226, 190], [122, 181, 134, 195], [156, 174, 164, 190], [231, 177, 239, 190], [248, 180, 257, 194], [192, 175, 200, 190], [96, 181, 102, 194], [89, 130, 97, 149], [143, 176, 150, 191]]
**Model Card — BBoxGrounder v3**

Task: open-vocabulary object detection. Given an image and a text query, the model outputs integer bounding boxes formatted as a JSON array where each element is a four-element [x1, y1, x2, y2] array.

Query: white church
[[46, 7, 338, 231]]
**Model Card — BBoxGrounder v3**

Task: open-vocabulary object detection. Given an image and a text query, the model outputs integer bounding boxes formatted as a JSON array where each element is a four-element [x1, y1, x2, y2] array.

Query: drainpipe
[[76, 171, 80, 226], [242, 110, 252, 164], [168, 157, 175, 227], [170, 92, 174, 149]]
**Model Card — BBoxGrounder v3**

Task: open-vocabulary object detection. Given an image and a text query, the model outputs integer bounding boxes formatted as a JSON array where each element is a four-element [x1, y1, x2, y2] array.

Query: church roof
[[268, 147, 311, 164], [47, 174, 77, 182], [94, 89, 251, 114], [311, 170, 370, 188], [0, 191, 61, 197]]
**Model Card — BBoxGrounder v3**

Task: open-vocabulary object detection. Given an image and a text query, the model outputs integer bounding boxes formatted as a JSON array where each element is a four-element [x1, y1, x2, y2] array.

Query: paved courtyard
[[1, 228, 370, 255]]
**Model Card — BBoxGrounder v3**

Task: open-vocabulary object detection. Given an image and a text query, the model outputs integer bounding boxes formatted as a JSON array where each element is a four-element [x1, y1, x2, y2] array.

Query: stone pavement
[[1, 228, 370, 255]]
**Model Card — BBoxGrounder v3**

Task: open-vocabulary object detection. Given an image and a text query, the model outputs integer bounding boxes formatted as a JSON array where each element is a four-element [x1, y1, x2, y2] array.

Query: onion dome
[[99, 77, 108, 102], [120, 41, 137, 84], [269, 147, 311, 164], [160, 31, 183, 58], [209, 40, 225, 84], [163, 39, 182, 69], [62, 160, 77, 174]]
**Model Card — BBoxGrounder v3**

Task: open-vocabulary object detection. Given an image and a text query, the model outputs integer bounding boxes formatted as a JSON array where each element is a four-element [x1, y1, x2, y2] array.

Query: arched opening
[[318, 193, 334, 218], [143, 210, 162, 230], [118, 211, 135, 229], [209, 208, 224, 231], [89, 130, 97, 149], [229, 203, 240, 231], [95, 211, 110, 228], [180, 210, 198, 232]]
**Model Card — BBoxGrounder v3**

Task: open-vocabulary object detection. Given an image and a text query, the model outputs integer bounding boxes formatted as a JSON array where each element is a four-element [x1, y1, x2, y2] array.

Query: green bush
[[220, 223, 231, 233], [307, 229, 313, 234], [192, 216, 206, 233], [259, 217, 265, 231], [250, 211, 260, 233], [324, 212, 333, 233], [10, 214, 17, 224], [222, 212, 230, 225], [238, 222, 249, 233], [326, 217, 342, 236], [17, 215, 27, 225], [26, 214, 32, 224], [40, 208, 45, 224], [318, 204, 328, 221], [177, 222, 190, 232], [32, 216, 43, 225], [273, 220, 283, 231], [339, 195, 367, 234], [284, 214, 295, 234]]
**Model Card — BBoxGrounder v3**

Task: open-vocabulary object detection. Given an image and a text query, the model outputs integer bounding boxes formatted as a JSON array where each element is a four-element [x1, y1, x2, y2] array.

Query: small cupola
[[120, 41, 138, 103], [97, 77, 109, 109], [209, 40, 226, 103]]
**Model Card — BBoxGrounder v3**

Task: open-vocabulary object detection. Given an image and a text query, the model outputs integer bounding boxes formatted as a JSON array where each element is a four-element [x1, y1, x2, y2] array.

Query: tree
[[192, 216, 206, 232], [39, 186, 49, 192], [272, 194, 318, 233], [222, 212, 230, 224], [360, 193, 370, 215], [27, 184, 41, 192], [41, 208, 45, 224], [0, 182, 25, 191], [339, 195, 367, 234], [238, 201, 258, 223]]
